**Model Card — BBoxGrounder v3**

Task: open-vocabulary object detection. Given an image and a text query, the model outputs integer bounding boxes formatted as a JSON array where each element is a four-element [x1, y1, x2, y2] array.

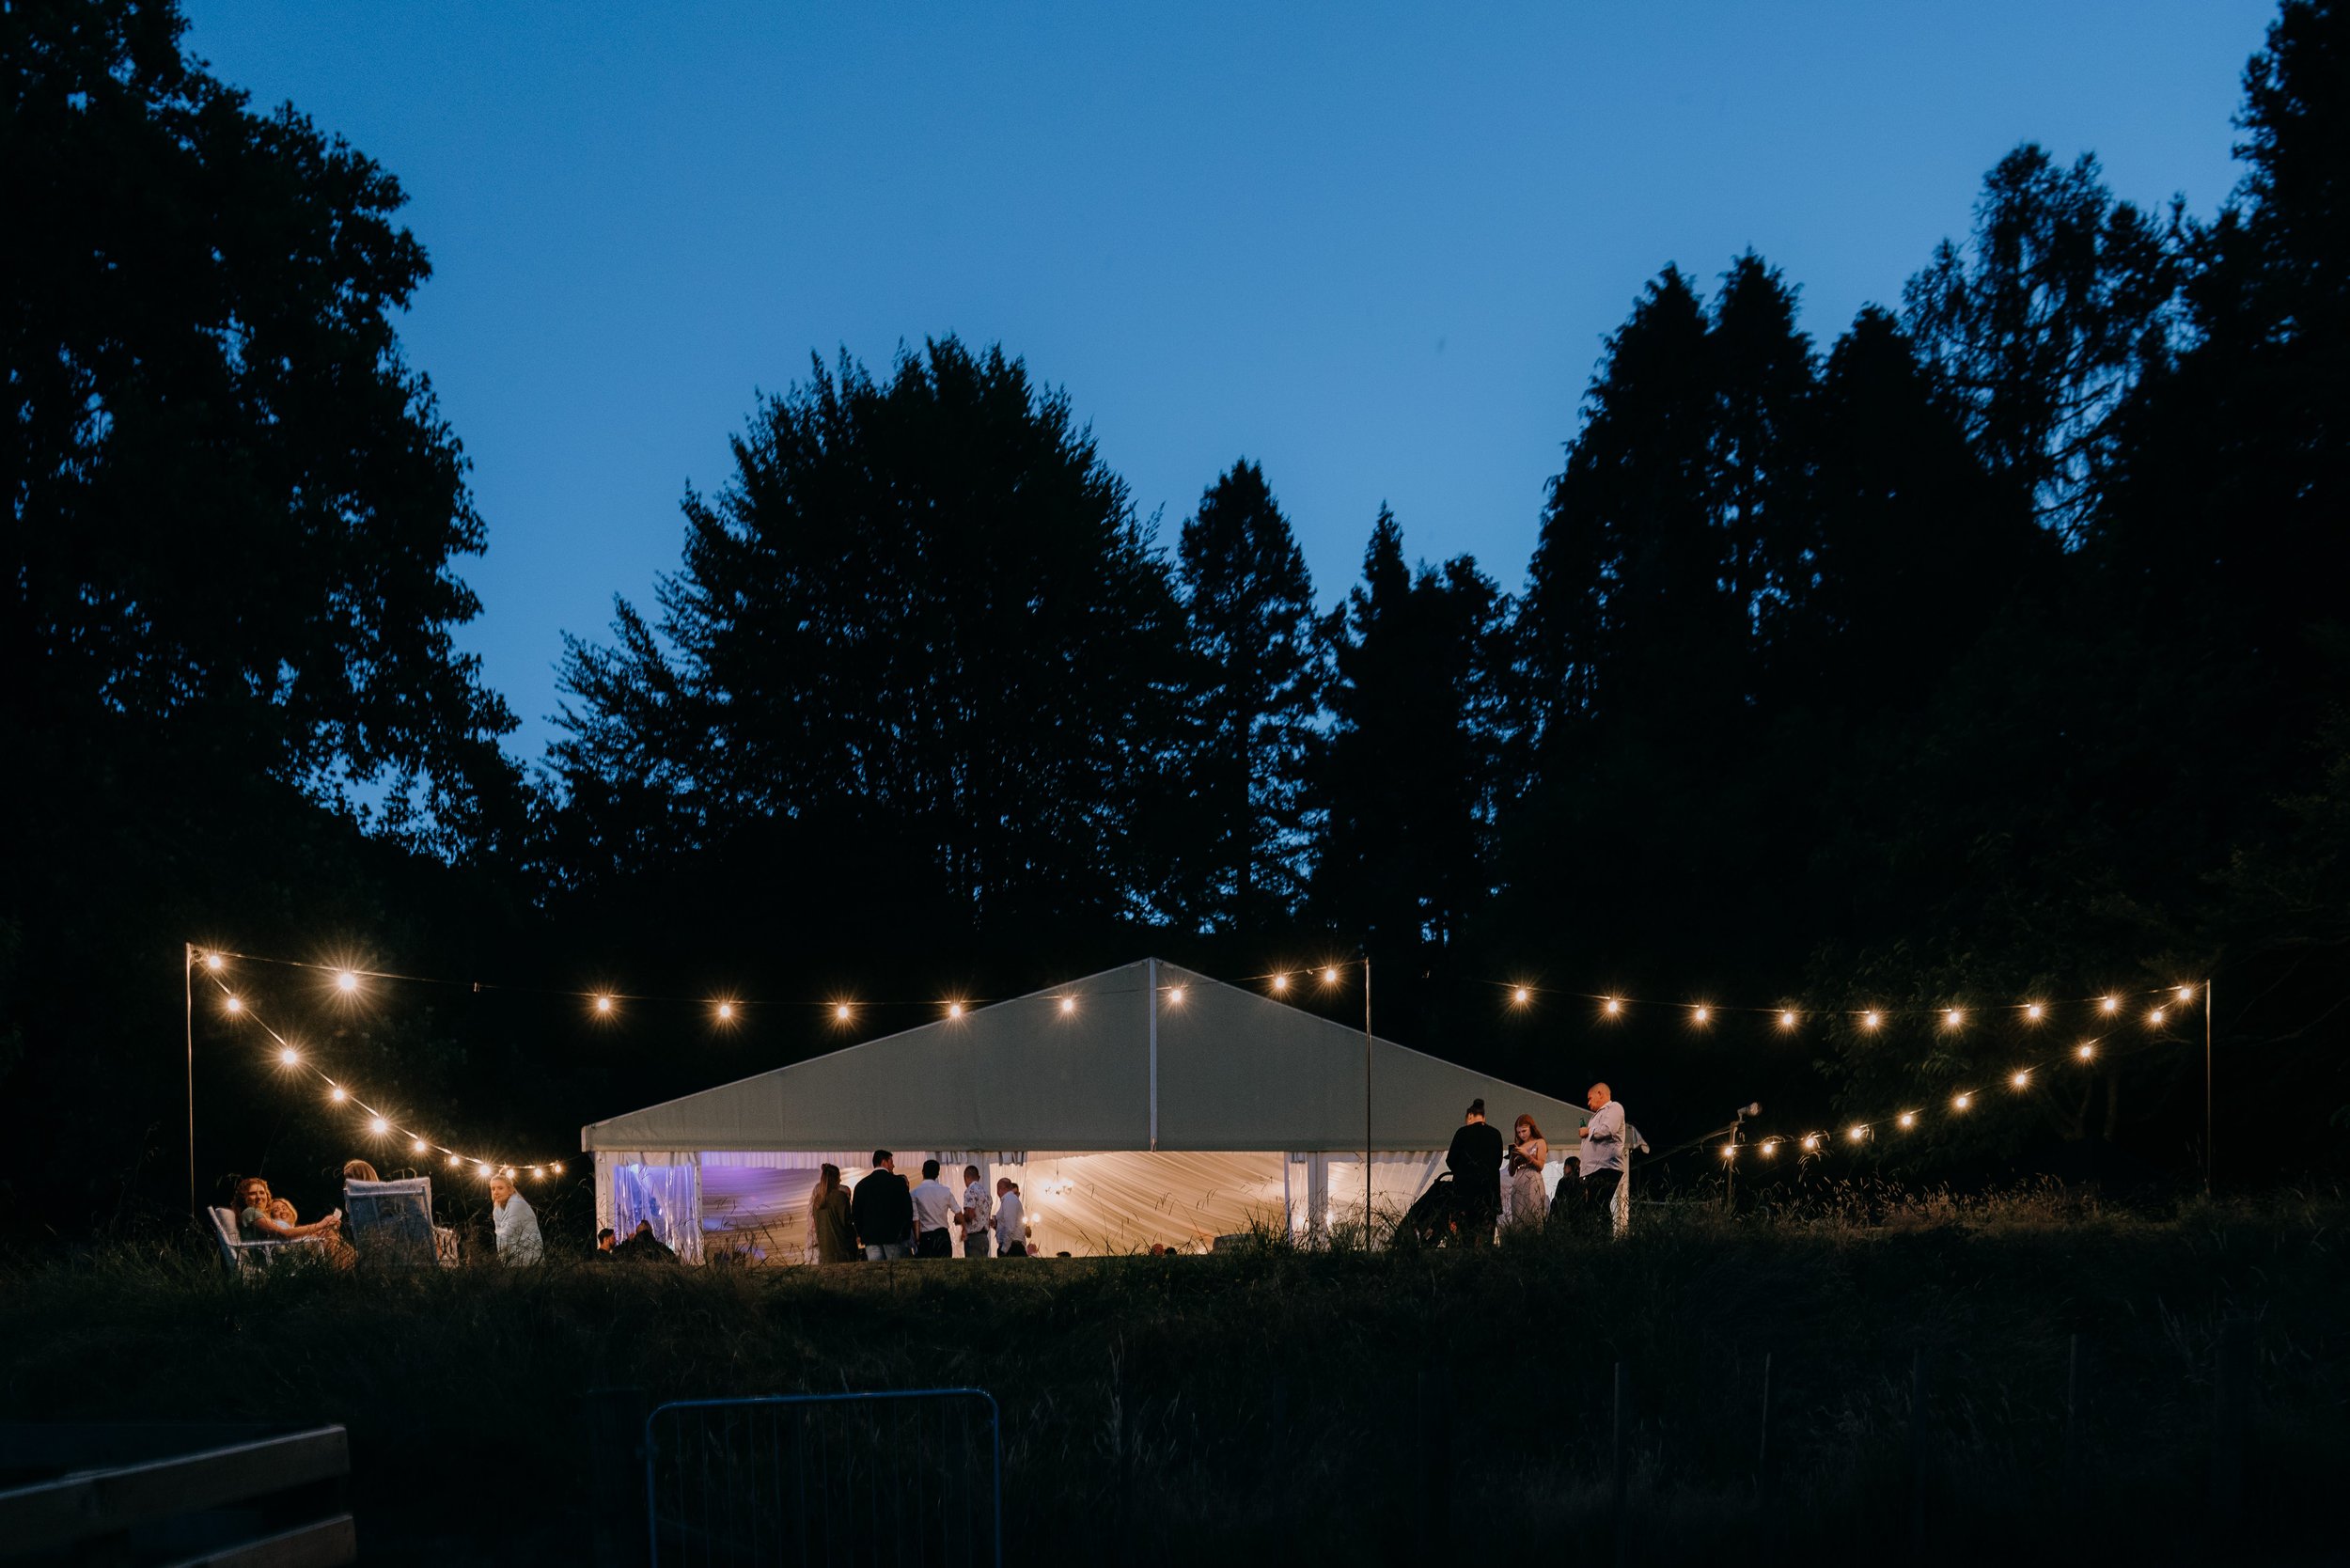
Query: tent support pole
[[183, 940, 195, 1222], [1363, 954, 1371, 1248], [1147, 958, 1159, 1152]]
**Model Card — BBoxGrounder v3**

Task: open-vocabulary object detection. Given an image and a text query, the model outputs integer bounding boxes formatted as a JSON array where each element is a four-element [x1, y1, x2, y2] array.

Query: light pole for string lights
[[1324, 953, 1371, 1245], [184, 943, 196, 1219]]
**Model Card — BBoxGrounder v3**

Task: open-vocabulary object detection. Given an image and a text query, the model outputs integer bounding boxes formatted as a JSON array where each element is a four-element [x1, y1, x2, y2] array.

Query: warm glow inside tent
[[582, 959, 1590, 1261]]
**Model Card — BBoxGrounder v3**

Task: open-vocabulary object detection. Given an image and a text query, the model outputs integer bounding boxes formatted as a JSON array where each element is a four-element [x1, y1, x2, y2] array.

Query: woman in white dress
[[1507, 1114, 1549, 1230]]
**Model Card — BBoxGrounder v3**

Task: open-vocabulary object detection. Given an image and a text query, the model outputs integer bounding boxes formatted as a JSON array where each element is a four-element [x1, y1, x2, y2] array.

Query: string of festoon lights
[[195, 943, 2207, 1180], [195, 953, 570, 1183], [1465, 976, 2209, 1161]]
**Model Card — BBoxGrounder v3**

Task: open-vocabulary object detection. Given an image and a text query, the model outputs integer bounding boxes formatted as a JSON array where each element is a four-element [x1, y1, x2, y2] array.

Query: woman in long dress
[[1507, 1115, 1549, 1230], [808, 1163, 855, 1264]]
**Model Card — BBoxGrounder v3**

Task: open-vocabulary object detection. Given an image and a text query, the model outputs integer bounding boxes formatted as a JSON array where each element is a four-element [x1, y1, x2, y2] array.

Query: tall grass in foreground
[[2, 1184, 2342, 1564]]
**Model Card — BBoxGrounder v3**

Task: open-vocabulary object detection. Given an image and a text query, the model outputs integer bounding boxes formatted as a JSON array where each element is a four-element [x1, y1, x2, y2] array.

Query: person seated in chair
[[234, 1177, 351, 1264]]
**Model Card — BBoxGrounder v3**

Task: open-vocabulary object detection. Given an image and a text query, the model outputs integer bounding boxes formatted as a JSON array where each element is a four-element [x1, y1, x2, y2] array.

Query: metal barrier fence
[[646, 1390, 1001, 1568]]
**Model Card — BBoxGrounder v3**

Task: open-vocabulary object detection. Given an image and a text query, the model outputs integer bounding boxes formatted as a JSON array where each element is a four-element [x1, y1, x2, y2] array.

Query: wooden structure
[[0, 1421, 353, 1565]]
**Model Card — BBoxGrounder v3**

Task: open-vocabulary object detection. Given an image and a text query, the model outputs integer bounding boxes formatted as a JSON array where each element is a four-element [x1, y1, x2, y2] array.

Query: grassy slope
[[2, 1187, 2342, 1565]]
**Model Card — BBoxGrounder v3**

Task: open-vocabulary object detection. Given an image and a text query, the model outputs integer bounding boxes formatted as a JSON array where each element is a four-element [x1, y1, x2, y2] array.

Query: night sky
[[182, 2, 2273, 758]]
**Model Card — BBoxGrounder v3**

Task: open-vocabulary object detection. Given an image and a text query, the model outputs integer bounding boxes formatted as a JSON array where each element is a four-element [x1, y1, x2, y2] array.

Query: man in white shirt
[[489, 1173, 543, 1265], [958, 1164, 993, 1258], [1577, 1083, 1627, 1231], [909, 1159, 957, 1258], [993, 1176, 1026, 1257]]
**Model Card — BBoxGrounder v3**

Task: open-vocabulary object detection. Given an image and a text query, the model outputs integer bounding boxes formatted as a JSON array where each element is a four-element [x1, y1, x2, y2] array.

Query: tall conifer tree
[[1160, 460, 1324, 933]]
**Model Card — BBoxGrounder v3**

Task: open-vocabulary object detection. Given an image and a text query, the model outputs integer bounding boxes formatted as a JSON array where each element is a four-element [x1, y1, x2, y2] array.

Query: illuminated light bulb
[[336, 970, 359, 994], [1898, 1112, 1916, 1129], [1058, 996, 1076, 1015], [593, 995, 615, 1016], [528, 1166, 542, 1179], [501, 1167, 515, 1179], [2076, 1043, 2095, 1060], [1512, 986, 1531, 1006], [2175, 984, 2195, 1002], [713, 1001, 735, 1023], [446, 1153, 461, 1168], [368, 1116, 388, 1136], [1759, 1141, 1778, 1157], [411, 1138, 427, 1153], [551, 1162, 564, 1175], [2100, 996, 2120, 1014], [476, 1164, 491, 1176], [1271, 974, 1290, 993], [1847, 1125, 1867, 1142], [1861, 1011, 1882, 1030], [1603, 997, 1623, 1017], [223, 995, 243, 1014], [329, 1086, 348, 1104], [1322, 966, 1340, 985], [2010, 1070, 2030, 1089], [1691, 1006, 1712, 1026], [2148, 1008, 2167, 1027], [1166, 987, 1185, 1005], [2025, 1002, 2045, 1022], [834, 1003, 853, 1022], [277, 1046, 300, 1067], [1721, 1143, 1736, 1160], [1801, 1135, 1820, 1151], [1953, 1092, 1972, 1111], [204, 953, 225, 972], [947, 1002, 965, 1020], [1944, 1008, 1965, 1028], [1778, 1010, 1798, 1028]]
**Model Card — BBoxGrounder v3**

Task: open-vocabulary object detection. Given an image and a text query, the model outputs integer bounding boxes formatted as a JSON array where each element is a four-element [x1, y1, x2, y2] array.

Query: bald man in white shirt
[[1578, 1083, 1627, 1231]]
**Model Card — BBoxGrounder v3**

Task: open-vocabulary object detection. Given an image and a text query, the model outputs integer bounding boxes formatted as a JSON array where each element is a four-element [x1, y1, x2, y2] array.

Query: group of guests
[[1443, 1084, 1629, 1237], [232, 1159, 546, 1266], [806, 1152, 1030, 1263]]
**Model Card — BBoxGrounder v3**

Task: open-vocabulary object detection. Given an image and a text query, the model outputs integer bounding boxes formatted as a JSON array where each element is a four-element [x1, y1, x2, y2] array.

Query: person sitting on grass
[[234, 1177, 349, 1264], [612, 1219, 677, 1262], [488, 1172, 543, 1265]]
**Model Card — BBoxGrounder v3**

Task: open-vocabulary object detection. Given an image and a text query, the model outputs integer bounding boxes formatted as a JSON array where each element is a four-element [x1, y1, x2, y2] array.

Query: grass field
[[2, 1184, 2342, 1565]]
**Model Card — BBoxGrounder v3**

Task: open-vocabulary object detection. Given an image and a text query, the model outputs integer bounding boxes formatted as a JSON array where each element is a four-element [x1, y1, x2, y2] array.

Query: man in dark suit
[[1444, 1099, 1504, 1245], [851, 1149, 915, 1260]]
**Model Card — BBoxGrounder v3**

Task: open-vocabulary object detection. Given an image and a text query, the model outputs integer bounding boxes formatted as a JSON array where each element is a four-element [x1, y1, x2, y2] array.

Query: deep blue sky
[[183, 2, 2276, 761]]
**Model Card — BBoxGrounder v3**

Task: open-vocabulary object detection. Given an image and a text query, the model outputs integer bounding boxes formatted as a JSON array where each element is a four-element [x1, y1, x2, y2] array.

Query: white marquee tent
[[582, 958, 1590, 1261]]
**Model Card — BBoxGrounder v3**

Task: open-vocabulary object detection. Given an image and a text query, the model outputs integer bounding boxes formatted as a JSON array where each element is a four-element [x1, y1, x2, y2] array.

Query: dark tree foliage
[[1904, 146, 2178, 543], [1311, 510, 1508, 1014], [550, 339, 1181, 929], [3, 0, 517, 839], [1157, 460, 1324, 934], [1, 0, 525, 1235]]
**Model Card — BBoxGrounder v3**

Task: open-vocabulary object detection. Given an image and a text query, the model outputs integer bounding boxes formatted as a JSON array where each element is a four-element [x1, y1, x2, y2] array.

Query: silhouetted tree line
[[4, 0, 2344, 1233]]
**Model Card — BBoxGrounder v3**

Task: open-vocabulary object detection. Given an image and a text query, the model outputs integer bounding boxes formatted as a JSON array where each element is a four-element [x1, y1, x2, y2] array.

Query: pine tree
[[1312, 510, 1507, 968], [1160, 460, 1324, 933]]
